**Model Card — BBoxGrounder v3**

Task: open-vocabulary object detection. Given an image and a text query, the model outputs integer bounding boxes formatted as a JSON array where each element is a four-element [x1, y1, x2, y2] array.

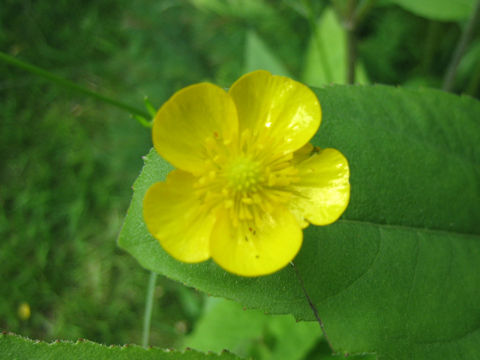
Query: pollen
[[225, 157, 261, 192]]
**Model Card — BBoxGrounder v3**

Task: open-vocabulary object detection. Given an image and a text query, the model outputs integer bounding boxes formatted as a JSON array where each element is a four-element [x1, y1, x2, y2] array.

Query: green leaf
[[384, 0, 476, 21], [302, 8, 368, 86], [0, 333, 242, 360], [244, 30, 291, 77], [184, 297, 320, 359], [118, 85, 480, 359], [184, 297, 268, 357], [264, 314, 320, 360]]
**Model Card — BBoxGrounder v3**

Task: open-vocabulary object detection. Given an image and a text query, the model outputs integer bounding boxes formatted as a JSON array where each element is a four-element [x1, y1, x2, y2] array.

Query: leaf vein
[[319, 234, 382, 303], [338, 219, 480, 239]]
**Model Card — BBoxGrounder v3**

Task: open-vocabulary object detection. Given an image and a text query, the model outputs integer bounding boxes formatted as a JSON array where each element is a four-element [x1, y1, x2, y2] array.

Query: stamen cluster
[[194, 130, 301, 228]]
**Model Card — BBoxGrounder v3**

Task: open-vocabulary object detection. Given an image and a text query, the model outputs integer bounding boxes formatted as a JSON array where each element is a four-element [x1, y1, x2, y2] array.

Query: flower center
[[194, 132, 303, 228], [226, 157, 261, 192]]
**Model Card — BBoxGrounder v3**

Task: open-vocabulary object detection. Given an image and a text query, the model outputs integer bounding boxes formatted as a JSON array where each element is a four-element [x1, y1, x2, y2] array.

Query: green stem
[[142, 271, 157, 348], [442, 0, 480, 92], [0, 51, 150, 118], [335, 0, 376, 84], [345, 0, 357, 84], [354, 0, 377, 24]]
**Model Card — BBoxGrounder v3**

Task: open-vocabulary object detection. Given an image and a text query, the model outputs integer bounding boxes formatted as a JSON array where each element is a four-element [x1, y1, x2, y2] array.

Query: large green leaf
[[0, 333, 241, 360], [384, 0, 476, 21], [118, 85, 480, 359]]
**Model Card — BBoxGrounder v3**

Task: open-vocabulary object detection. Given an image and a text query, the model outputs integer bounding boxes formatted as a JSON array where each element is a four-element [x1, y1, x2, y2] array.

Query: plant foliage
[[119, 84, 480, 359]]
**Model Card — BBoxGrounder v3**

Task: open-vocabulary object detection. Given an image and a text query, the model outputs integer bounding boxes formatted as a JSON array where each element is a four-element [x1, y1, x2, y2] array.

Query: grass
[[0, 0, 206, 347]]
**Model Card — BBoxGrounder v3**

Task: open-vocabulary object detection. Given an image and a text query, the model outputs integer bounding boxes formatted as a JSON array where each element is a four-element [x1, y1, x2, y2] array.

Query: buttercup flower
[[143, 70, 350, 277]]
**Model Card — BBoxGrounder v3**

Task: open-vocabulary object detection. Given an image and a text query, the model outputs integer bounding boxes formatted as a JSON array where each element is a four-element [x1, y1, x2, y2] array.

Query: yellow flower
[[18, 302, 31, 320], [143, 70, 350, 277]]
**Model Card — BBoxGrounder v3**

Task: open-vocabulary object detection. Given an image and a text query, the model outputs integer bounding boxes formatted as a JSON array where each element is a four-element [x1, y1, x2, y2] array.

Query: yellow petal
[[143, 170, 215, 263], [153, 83, 238, 174], [210, 207, 302, 277], [290, 148, 350, 226], [228, 70, 321, 156], [292, 142, 315, 164]]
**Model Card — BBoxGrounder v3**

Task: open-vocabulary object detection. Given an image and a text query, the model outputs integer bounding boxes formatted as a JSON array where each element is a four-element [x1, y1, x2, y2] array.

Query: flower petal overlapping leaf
[[143, 70, 350, 276]]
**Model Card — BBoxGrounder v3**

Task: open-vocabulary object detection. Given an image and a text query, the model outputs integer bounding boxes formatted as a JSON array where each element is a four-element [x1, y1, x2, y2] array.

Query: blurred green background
[[1, 0, 479, 358]]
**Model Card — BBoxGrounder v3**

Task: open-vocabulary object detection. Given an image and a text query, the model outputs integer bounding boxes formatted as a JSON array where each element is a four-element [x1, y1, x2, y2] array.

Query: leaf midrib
[[338, 218, 480, 239]]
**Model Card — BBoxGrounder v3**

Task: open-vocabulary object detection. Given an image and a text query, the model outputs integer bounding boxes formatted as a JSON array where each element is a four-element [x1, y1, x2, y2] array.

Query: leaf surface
[[244, 30, 291, 77], [385, 0, 476, 20], [118, 85, 480, 359], [0, 333, 241, 360], [184, 297, 320, 359], [302, 8, 368, 86]]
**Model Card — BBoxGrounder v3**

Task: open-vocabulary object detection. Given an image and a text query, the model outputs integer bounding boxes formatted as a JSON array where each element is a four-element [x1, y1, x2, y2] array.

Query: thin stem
[[354, 0, 377, 24], [442, 0, 480, 92], [339, 0, 376, 84], [345, 0, 357, 84], [290, 262, 336, 354], [346, 23, 356, 84], [142, 271, 157, 348], [0, 51, 150, 118]]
